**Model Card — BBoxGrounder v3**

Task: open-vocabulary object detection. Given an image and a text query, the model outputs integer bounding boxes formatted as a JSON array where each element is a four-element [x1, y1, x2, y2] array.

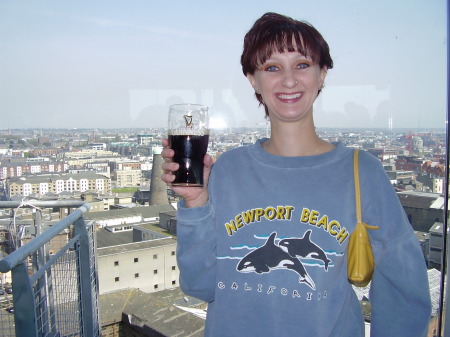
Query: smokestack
[[149, 147, 169, 205]]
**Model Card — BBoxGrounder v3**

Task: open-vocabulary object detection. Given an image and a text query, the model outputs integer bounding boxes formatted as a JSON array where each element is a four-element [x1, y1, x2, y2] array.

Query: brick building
[[5, 172, 111, 198]]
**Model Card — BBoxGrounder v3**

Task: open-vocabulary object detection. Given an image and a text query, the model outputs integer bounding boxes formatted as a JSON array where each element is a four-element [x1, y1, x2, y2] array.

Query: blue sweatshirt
[[176, 140, 431, 337]]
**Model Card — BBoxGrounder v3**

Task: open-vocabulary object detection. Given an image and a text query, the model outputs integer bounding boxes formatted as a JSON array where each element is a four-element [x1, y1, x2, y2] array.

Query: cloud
[[36, 8, 226, 42], [78, 15, 225, 42]]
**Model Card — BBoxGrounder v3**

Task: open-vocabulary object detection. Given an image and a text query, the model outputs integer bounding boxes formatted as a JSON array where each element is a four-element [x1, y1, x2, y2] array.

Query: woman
[[162, 12, 431, 337]]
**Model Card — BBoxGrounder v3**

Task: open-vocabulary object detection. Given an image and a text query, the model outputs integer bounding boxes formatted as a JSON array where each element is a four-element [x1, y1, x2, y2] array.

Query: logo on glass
[[184, 115, 194, 128]]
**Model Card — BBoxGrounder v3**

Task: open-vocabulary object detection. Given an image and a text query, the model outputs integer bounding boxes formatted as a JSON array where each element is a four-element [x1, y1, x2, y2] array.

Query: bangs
[[241, 12, 333, 76], [254, 29, 320, 68]]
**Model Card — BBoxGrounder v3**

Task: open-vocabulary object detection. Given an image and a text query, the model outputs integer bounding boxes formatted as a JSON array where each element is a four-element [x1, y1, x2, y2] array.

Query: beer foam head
[[168, 103, 209, 132]]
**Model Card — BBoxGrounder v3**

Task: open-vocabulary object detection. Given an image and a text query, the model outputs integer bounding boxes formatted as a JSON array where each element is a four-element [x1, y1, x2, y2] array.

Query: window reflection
[[0, 0, 447, 336]]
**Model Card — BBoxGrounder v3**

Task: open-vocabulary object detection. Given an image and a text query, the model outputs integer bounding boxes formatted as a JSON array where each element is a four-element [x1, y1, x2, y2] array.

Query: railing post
[[74, 217, 99, 337], [33, 209, 55, 337], [11, 262, 38, 337]]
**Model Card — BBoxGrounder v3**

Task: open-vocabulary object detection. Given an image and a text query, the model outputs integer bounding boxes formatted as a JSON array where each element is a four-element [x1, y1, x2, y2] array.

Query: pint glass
[[168, 104, 209, 186]]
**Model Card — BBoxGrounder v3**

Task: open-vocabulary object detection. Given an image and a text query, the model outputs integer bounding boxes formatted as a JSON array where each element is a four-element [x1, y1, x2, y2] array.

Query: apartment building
[[109, 160, 142, 171], [114, 168, 142, 187], [5, 172, 111, 198], [29, 148, 59, 157], [60, 149, 121, 167], [62, 148, 118, 159], [87, 143, 107, 151], [137, 134, 153, 146], [386, 170, 415, 185], [0, 161, 68, 179], [395, 155, 425, 173]]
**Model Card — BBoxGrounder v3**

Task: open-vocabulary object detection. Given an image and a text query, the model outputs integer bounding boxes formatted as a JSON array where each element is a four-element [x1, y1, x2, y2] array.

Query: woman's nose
[[281, 70, 298, 88]]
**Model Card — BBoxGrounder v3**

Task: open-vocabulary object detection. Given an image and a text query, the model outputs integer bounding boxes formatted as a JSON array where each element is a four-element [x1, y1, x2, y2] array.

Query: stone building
[[97, 232, 179, 294]]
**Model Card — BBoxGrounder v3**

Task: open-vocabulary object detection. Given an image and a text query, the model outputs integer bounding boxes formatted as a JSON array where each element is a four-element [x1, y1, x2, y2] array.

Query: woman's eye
[[264, 65, 279, 72], [297, 63, 310, 69]]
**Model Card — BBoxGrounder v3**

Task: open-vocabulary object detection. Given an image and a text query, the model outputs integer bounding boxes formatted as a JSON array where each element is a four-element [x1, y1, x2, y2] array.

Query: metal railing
[[0, 201, 100, 337]]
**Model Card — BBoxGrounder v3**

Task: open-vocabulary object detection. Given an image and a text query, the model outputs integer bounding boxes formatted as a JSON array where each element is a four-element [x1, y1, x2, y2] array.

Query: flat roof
[[99, 287, 205, 336], [97, 236, 177, 256], [397, 191, 441, 209]]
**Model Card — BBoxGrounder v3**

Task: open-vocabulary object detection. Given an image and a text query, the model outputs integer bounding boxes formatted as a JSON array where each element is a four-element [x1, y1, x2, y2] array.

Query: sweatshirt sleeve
[[369, 234, 431, 337], [359, 152, 431, 337], [176, 199, 217, 303]]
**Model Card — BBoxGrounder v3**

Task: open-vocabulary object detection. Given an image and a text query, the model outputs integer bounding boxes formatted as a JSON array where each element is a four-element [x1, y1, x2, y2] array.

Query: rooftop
[[397, 191, 441, 209], [85, 204, 175, 221], [99, 287, 205, 336], [97, 236, 177, 256], [7, 172, 109, 184]]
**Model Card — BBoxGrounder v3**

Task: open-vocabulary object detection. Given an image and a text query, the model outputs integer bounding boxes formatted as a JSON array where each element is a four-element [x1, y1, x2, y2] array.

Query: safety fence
[[0, 201, 100, 337]]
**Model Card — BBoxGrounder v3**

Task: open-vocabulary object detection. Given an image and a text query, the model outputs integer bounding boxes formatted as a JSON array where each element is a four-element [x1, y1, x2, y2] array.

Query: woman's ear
[[246, 73, 258, 93], [319, 67, 328, 86]]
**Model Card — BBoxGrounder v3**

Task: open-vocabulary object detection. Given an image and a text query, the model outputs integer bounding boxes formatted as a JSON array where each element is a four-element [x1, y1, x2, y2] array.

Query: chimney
[[149, 147, 169, 205]]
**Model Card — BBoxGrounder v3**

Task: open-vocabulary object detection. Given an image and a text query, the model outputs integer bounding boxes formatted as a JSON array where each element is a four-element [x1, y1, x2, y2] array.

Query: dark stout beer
[[169, 133, 209, 186]]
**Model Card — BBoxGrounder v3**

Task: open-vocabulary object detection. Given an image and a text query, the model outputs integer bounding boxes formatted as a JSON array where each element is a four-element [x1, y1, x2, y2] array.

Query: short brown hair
[[240, 12, 333, 114]]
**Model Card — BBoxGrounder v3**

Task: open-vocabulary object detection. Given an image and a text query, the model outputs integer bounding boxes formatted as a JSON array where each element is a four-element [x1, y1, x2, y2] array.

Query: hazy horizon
[[1, 0, 446, 130]]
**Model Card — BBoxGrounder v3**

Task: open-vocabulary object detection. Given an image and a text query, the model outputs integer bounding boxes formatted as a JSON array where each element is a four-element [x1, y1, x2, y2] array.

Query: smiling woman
[[162, 11, 433, 337]]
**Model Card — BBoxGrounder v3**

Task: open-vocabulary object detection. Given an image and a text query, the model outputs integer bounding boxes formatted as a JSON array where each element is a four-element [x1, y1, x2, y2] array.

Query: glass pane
[[0, 1, 447, 336]]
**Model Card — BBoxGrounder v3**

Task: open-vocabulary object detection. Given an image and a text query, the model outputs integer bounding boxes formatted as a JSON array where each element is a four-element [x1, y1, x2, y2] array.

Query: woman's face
[[247, 50, 327, 124]]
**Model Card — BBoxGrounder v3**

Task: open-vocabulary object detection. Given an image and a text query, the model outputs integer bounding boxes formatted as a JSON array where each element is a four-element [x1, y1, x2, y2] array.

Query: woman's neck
[[263, 121, 335, 157]]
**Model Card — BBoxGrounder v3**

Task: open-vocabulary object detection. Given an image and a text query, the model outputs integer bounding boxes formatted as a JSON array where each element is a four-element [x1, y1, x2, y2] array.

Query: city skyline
[[0, 0, 446, 129]]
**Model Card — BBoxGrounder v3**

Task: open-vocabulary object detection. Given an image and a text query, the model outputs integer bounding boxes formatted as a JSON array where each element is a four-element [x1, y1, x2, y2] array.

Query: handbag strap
[[353, 150, 380, 230]]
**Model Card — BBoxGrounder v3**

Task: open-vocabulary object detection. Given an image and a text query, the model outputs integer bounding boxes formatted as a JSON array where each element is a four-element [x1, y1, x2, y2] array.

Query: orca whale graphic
[[279, 230, 332, 271], [236, 232, 316, 290]]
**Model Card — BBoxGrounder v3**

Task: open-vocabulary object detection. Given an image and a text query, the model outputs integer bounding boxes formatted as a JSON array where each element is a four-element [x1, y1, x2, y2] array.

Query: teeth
[[278, 93, 301, 99]]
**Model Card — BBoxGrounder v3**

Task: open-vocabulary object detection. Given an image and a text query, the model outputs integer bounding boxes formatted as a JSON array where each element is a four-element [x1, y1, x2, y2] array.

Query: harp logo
[[184, 115, 194, 128]]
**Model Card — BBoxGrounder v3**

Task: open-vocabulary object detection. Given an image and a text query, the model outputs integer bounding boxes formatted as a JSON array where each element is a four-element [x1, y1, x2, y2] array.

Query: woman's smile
[[277, 92, 302, 102]]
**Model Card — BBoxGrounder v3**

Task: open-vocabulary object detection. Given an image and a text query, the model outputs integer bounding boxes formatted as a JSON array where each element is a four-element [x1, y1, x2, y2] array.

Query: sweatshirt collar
[[249, 138, 347, 169]]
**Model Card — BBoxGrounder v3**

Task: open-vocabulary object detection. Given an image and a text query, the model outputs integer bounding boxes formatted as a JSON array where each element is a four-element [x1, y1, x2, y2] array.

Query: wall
[[97, 242, 179, 294]]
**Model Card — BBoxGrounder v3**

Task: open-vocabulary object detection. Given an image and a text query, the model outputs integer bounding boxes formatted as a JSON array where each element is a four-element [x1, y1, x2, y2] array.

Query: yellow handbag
[[347, 150, 380, 287]]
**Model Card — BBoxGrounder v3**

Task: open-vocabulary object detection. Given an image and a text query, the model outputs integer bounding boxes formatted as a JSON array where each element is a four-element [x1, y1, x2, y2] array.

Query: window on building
[[171, 251, 176, 256], [135, 273, 139, 278], [154, 284, 158, 290], [114, 261, 119, 266], [115, 277, 119, 282], [134, 258, 139, 263], [153, 269, 158, 274], [153, 254, 158, 259], [172, 266, 176, 271], [172, 280, 176, 286]]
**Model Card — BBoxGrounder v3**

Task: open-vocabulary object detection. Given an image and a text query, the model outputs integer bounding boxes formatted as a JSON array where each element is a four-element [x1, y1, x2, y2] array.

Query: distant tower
[[412, 136, 423, 154], [149, 147, 169, 205]]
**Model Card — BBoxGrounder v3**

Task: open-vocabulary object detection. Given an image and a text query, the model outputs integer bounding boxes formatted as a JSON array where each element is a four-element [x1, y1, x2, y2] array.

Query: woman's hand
[[161, 138, 213, 208]]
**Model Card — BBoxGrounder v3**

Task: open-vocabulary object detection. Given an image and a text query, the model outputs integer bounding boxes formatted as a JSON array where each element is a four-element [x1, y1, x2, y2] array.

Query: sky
[[0, 0, 447, 130]]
